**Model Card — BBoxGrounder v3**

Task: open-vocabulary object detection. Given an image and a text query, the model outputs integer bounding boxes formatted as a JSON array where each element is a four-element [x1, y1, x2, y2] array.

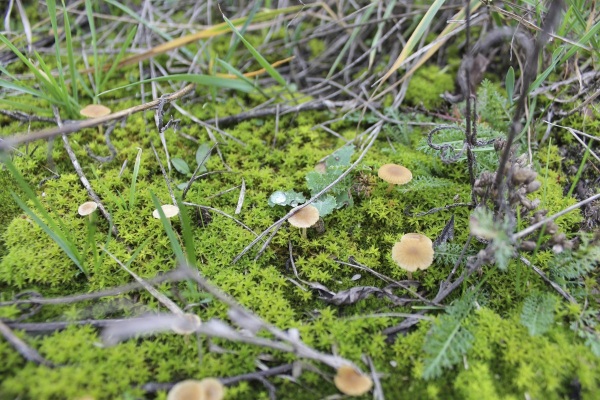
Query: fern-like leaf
[[422, 294, 476, 380], [520, 292, 556, 336]]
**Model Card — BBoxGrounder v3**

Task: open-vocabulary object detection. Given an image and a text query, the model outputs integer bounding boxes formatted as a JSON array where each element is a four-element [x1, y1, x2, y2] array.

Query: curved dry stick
[[0, 84, 196, 152]]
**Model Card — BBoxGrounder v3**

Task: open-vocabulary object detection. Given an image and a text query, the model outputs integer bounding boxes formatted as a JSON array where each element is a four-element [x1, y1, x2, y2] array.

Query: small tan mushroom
[[199, 378, 225, 400], [167, 380, 203, 400], [391, 233, 434, 279], [288, 205, 320, 239], [152, 204, 180, 219], [171, 313, 202, 335], [378, 164, 412, 192], [167, 378, 225, 400], [80, 104, 111, 118], [78, 201, 98, 220], [334, 365, 373, 397]]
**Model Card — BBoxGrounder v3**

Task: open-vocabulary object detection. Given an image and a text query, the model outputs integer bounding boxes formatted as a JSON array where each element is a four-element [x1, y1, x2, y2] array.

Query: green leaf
[[195, 143, 212, 170], [313, 195, 337, 217], [422, 294, 476, 380], [267, 190, 306, 207], [172, 158, 191, 175], [326, 145, 355, 168], [505, 66, 515, 105], [520, 292, 556, 336]]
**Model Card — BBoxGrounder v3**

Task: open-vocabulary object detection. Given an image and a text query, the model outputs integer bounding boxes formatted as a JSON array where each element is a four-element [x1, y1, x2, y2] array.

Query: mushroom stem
[[301, 228, 307, 239], [386, 183, 394, 193], [406, 271, 413, 280]]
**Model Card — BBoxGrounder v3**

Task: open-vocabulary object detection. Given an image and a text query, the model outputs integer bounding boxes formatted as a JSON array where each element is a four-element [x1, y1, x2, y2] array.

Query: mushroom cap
[[391, 233, 434, 272], [167, 380, 203, 400], [78, 201, 98, 216], [378, 164, 412, 185], [80, 104, 111, 118], [199, 378, 225, 400], [334, 365, 373, 396], [288, 205, 320, 228], [152, 204, 180, 219], [171, 313, 202, 335]]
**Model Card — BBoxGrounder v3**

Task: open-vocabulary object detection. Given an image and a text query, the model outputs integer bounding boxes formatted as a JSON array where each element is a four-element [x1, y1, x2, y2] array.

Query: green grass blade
[[0, 98, 53, 115], [369, 0, 397, 70], [327, 4, 375, 78], [46, 0, 68, 100], [10, 192, 86, 276], [100, 26, 138, 90], [63, 0, 78, 104], [150, 192, 185, 265], [224, 1, 261, 63], [222, 14, 289, 89], [175, 196, 196, 266], [129, 147, 142, 210], [98, 74, 254, 96], [84, 0, 100, 97]]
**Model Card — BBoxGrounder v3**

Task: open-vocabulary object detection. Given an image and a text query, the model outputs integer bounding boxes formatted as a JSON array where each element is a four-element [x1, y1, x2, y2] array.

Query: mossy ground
[[1, 13, 599, 399]]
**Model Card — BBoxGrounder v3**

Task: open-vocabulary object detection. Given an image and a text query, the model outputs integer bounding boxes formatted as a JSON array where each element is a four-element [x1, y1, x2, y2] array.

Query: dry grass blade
[[371, 0, 482, 102], [110, 5, 310, 71]]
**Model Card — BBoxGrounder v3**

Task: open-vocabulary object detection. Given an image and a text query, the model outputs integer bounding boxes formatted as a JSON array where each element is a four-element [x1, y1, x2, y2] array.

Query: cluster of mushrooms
[[167, 378, 225, 400], [75, 163, 427, 398], [287, 163, 434, 280]]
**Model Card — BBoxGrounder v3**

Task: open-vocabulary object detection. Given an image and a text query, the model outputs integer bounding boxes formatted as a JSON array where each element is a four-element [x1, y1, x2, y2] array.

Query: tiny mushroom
[[378, 163, 412, 192], [198, 378, 225, 400], [166, 378, 225, 400], [152, 204, 180, 220], [78, 201, 98, 220], [171, 313, 202, 335], [334, 365, 373, 397], [166, 380, 203, 400], [288, 205, 320, 239], [391, 233, 434, 279], [80, 104, 111, 118]]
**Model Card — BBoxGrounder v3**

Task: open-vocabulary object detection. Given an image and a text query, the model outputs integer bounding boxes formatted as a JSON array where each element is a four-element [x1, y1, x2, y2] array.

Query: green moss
[[1, 24, 598, 400], [404, 64, 455, 109]]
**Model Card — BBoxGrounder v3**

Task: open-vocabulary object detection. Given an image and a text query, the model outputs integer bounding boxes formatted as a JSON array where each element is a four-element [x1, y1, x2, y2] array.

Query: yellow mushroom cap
[[288, 205, 320, 228], [80, 104, 111, 118], [199, 378, 225, 400], [378, 164, 412, 185], [167, 380, 203, 400], [391, 233, 434, 272], [152, 204, 180, 219], [334, 365, 373, 397], [78, 201, 98, 216]]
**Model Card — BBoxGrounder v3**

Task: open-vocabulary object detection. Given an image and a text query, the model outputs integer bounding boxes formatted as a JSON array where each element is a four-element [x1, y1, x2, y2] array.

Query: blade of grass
[[374, 0, 446, 89], [10, 193, 86, 276], [175, 196, 196, 266], [371, 0, 481, 102], [63, 0, 78, 104], [99, 26, 138, 91], [111, 5, 310, 70], [129, 147, 142, 210], [221, 13, 290, 90], [84, 0, 99, 98], [369, 0, 397, 70], [98, 73, 254, 96], [327, 4, 375, 79], [224, 1, 262, 63], [150, 192, 185, 265]]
